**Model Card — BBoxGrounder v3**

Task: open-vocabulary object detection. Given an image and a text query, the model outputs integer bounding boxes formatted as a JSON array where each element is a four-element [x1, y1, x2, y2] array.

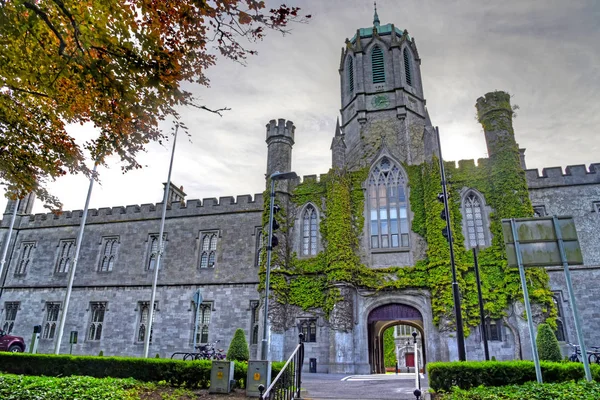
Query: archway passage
[[367, 303, 425, 374]]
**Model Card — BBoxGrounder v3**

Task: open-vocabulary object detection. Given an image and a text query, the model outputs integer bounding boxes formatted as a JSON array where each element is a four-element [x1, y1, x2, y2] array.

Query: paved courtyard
[[301, 373, 428, 400]]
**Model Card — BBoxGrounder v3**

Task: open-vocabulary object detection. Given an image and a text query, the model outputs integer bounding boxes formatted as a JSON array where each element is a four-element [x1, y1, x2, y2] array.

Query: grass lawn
[[0, 374, 252, 399]]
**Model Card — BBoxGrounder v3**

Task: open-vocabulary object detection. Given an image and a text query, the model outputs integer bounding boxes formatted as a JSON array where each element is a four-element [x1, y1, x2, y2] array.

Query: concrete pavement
[[301, 372, 429, 400]]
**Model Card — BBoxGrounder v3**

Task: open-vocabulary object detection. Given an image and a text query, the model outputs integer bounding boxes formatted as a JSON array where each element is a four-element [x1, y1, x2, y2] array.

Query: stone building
[[1, 9, 599, 374]]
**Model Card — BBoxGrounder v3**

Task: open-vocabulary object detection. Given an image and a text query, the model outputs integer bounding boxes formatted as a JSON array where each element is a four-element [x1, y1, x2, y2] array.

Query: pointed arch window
[[55, 240, 74, 274], [99, 237, 118, 272], [403, 48, 413, 86], [16, 242, 35, 275], [371, 45, 385, 84], [200, 232, 218, 268], [368, 157, 410, 249], [302, 205, 318, 256], [553, 294, 567, 342], [347, 57, 354, 94], [462, 191, 488, 248]]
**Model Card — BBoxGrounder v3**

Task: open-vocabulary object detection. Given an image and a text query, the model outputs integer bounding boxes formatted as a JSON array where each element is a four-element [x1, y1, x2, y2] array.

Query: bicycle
[[181, 340, 225, 361], [587, 346, 600, 364], [567, 343, 581, 362]]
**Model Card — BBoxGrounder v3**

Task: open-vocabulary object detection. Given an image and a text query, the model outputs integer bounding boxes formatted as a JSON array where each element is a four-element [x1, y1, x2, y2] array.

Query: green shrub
[[427, 360, 600, 392], [0, 374, 139, 400], [437, 380, 600, 399], [0, 353, 287, 390], [227, 328, 250, 361], [537, 323, 562, 362], [98, 350, 104, 357]]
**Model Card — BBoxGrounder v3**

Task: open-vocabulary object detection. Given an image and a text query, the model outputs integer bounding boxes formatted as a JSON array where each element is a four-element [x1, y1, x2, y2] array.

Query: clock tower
[[332, 5, 437, 169]]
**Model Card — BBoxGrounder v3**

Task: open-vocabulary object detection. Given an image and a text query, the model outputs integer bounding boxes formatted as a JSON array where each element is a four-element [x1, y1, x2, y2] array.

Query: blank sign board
[[502, 217, 583, 267]]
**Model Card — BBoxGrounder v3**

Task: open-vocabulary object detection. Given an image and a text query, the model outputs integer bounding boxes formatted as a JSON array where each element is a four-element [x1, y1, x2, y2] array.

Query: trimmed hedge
[[437, 381, 600, 399], [0, 353, 285, 389], [428, 360, 600, 392]]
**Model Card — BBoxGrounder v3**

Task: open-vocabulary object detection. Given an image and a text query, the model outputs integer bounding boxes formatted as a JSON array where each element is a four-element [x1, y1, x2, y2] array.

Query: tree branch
[[51, 0, 85, 54], [23, 1, 67, 56]]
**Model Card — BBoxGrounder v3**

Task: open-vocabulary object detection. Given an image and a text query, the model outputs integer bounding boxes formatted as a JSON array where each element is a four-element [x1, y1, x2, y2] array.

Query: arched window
[[368, 157, 410, 249], [200, 232, 218, 268], [371, 45, 385, 84], [347, 57, 354, 94], [553, 295, 567, 342], [462, 191, 488, 248], [302, 205, 318, 256], [403, 48, 413, 86]]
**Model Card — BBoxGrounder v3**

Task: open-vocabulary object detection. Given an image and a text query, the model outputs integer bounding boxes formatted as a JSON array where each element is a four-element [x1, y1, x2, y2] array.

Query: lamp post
[[144, 124, 179, 358], [261, 171, 297, 360], [55, 163, 98, 354], [412, 331, 421, 392], [436, 127, 466, 361], [473, 247, 489, 360]]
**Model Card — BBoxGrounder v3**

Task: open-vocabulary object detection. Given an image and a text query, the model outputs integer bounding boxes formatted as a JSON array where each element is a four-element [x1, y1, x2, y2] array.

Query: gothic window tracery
[[302, 205, 318, 256], [368, 157, 410, 249], [99, 237, 118, 272], [462, 191, 488, 248], [200, 232, 218, 268], [371, 45, 385, 84], [16, 242, 35, 275], [193, 303, 211, 344], [87, 302, 106, 341], [55, 240, 74, 274], [42, 302, 60, 340]]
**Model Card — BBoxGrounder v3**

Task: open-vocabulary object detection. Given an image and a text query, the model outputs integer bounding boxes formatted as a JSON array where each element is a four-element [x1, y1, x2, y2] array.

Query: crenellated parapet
[[526, 164, 600, 189], [15, 194, 265, 229], [266, 119, 295, 177]]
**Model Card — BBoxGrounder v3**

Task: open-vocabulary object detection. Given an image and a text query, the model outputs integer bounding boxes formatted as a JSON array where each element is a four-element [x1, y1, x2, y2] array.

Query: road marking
[[341, 373, 425, 381]]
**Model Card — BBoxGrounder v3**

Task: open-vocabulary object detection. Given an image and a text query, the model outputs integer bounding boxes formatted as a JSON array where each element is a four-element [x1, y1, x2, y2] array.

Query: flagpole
[[144, 124, 178, 358], [0, 198, 20, 301], [55, 163, 98, 354]]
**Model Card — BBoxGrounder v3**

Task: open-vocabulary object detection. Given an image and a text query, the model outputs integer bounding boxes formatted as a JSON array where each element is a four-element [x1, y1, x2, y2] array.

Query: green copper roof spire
[[373, 2, 380, 27]]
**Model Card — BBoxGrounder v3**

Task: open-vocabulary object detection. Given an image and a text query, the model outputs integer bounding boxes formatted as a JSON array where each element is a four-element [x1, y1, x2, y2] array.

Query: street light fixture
[[261, 171, 297, 360], [412, 331, 421, 392], [436, 127, 467, 361]]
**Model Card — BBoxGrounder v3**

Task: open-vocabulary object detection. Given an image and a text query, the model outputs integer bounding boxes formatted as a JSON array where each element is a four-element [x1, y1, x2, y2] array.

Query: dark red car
[[0, 330, 26, 352]]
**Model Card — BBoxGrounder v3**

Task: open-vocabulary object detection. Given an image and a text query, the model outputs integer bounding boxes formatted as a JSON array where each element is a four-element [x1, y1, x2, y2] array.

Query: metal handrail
[[259, 333, 304, 400]]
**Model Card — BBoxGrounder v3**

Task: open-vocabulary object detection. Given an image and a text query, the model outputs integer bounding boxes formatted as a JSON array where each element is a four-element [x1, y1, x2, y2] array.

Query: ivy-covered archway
[[367, 303, 425, 374]]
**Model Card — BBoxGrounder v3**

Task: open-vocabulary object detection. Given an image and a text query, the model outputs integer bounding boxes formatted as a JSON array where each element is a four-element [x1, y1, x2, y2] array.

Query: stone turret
[[476, 91, 517, 159], [476, 91, 533, 215], [4, 192, 35, 216], [163, 183, 186, 206], [266, 119, 295, 177]]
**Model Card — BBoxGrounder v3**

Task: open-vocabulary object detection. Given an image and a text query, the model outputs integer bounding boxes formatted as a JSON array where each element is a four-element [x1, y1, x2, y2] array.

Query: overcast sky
[[5, 0, 600, 215]]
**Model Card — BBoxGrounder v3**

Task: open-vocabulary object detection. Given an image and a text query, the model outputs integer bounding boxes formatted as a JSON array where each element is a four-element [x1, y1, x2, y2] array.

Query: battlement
[[299, 173, 329, 184], [443, 158, 489, 172], [17, 194, 264, 229], [266, 119, 295, 143], [526, 164, 600, 189]]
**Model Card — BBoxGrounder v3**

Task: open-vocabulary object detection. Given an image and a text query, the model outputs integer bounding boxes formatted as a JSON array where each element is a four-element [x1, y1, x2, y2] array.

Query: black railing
[[259, 333, 305, 400]]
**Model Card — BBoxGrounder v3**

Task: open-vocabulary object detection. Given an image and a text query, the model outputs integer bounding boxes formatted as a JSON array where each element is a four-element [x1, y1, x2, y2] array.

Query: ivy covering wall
[[260, 91, 555, 335]]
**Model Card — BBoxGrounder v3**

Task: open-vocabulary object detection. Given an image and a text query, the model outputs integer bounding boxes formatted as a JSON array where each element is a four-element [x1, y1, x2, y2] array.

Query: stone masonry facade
[[1, 10, 599, 374]]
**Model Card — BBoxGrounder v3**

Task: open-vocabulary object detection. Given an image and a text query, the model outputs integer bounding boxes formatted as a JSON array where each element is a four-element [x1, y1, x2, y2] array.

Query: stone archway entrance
[[367, 303, 426, 374]]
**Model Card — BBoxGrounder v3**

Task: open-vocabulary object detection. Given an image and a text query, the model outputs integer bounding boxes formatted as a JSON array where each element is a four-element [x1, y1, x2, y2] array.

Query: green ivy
[[259, 91, 555, 332]]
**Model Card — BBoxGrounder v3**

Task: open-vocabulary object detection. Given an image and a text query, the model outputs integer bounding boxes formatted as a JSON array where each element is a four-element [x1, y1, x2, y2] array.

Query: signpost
[[502, 216, 591, 382], [192, 289, 203, 350]]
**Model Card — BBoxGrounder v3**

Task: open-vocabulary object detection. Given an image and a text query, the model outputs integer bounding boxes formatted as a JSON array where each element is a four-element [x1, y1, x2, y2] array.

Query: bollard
[[413, 388, 422, 400], [258, 384, 265, 400]]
